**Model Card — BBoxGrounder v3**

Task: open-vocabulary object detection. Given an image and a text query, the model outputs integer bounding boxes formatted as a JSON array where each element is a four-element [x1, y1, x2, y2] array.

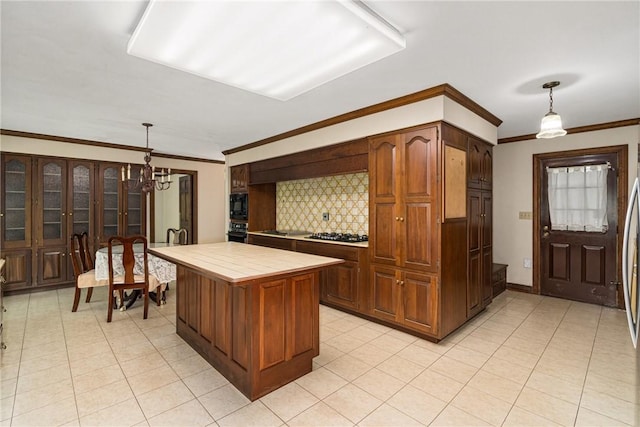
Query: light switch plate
[[322, 212, 329, 221], [519, 211, 533, 220]]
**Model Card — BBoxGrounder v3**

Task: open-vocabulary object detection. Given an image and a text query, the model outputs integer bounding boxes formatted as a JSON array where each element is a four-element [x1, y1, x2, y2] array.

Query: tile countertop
[[148, 242, 343, 284], [247, 231, 369, 248]]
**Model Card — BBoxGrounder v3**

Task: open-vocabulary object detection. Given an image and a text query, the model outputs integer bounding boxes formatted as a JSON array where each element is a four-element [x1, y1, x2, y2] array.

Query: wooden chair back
[[71, 232, 93, 275], [70, 232, 103, 312], [166, 227, 188, 245], [107, 235, 150, 322]]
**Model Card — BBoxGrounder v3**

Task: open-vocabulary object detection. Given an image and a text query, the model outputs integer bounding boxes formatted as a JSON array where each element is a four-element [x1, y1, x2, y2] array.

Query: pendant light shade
[[536, 81, 567, 139]]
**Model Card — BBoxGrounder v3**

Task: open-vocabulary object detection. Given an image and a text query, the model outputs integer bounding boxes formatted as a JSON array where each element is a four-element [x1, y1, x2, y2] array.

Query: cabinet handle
[[62, 212, 65, 216], [399, 217, 404, 222], [399, 281, 405, 286], [396, 280, 400, 284], [69, 212, 73, 216], [395, 217, 399, 221]]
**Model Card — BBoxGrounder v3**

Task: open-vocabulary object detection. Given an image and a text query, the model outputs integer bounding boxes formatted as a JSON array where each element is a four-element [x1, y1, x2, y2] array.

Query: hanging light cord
[[548, 86, 554, 113]]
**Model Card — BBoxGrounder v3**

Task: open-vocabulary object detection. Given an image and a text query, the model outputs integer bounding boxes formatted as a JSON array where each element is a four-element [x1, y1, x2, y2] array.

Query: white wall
[[226, 95, 498, 166], [0, 134, 227, 243], [493, 125, 640, 286]]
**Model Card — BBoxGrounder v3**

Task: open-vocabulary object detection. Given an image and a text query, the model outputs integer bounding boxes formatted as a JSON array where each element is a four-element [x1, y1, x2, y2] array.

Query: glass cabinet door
[[70, 162, 94, 236], [126, 167, 145, 235], [1, 155, 32, 249], [98, 165, 120, 244], [38, 158, 67, 246]]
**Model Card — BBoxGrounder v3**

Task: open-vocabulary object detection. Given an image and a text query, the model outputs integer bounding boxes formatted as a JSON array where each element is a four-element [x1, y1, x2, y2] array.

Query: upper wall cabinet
[[96, 163, 146, 247], [2, 155, 32, 249], [369, 126, 439, 272], [468, 136, 493, 190], [230, 164, 249, 193]]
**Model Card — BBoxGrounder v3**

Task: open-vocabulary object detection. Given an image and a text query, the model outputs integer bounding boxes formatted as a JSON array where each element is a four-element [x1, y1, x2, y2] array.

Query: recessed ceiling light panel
[[127, 1, 405, 101]]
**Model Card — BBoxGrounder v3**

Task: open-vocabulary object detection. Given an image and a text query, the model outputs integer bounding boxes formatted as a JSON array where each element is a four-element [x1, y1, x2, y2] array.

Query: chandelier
[[536, 81, 567, 139], [121, 123, 172, 192]]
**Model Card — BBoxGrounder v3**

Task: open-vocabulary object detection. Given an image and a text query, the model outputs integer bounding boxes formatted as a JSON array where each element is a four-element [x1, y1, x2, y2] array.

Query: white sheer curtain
[[547, 164, 609, 232]]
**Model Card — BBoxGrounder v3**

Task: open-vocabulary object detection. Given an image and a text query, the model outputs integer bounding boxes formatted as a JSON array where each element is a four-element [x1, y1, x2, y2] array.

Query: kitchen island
[[149, 242, 343, 400]]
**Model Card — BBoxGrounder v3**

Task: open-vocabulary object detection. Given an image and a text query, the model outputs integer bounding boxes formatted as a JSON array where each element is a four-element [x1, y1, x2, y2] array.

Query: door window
[[547, 163, 609, 232]]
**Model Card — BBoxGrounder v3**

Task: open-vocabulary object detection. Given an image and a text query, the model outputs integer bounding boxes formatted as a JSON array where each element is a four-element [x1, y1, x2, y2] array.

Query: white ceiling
[[2, 1, 638, 161]]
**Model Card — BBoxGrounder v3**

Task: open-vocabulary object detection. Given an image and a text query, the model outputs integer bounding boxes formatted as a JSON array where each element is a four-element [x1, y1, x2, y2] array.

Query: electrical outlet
[[523, 258, 532, 269], [322, 212, 329, 221]]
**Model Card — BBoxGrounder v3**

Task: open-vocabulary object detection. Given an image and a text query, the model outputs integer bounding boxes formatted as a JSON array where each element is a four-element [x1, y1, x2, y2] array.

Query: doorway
[[533, 145, 627, 308], [150, 172, 197, 244]]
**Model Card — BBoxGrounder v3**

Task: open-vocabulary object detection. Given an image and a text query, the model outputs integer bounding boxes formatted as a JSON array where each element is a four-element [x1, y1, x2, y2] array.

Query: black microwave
[[230, 193, 248, 220]]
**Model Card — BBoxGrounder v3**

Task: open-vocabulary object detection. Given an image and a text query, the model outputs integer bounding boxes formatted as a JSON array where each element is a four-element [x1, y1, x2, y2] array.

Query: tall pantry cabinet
[[369, 126, 440, 336], [467, 137, 493, 314], [368, 122, 493, 340], [1, 153, 146, 292]]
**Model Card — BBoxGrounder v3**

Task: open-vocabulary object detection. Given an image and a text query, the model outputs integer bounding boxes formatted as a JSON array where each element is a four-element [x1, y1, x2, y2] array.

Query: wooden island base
[[149, 242, 342, 401]]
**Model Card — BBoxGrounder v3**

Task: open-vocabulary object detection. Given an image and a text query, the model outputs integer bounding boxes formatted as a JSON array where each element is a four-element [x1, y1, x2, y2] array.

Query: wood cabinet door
[[481, 191, 493, 305], [401, 271, 438, 335], [370, 265, 400, 322], [467, 189, 482, 316], [230, 164, 249, 193], [401, 127, 438, 271], [1, 249, 32, 290], [469, 137, 492, 190], [324, 260, 359, 310], [369, 134, 400, 266], [37, 245, 68, 286], [481, 144, 493, 189]]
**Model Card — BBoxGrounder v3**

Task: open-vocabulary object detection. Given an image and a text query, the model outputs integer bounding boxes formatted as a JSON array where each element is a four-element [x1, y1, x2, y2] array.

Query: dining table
[[94, 242, 177, 308]]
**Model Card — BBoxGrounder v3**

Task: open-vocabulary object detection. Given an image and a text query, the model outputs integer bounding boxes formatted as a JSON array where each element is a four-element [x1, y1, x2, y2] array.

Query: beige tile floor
[[0, 287, 638, 426]]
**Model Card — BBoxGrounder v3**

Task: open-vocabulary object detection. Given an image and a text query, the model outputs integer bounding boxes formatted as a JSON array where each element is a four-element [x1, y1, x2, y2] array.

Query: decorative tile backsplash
[[276, 173, 369, 234]]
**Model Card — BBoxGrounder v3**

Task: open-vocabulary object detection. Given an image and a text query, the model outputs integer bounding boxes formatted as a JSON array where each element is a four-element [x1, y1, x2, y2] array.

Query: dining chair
[[166, 227, 188, 245], [71, 232, 107, 312], [106, 235, 161, 322]]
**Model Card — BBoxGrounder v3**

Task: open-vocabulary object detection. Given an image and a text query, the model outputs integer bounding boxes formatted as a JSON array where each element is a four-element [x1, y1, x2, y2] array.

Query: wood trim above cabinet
[[1, 129, 224, 164], [249, 138, 368, 184], [224, 83, 502, 155], [497, 118, 640, 144]]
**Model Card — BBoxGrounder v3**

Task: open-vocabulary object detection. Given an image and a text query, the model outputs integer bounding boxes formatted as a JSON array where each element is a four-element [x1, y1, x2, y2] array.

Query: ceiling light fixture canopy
[[127, 0, 406, 101], [122, 123, 171, 193], [536, 81, 567, 139]]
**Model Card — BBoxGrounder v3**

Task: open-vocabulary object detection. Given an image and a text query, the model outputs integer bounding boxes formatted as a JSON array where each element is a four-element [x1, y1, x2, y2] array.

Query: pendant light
[[536, 81, 567, 139]]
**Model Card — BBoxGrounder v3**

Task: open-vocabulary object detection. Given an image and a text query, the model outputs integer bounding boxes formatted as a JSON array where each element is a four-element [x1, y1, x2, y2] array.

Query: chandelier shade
[[536, 81, 567, 139]]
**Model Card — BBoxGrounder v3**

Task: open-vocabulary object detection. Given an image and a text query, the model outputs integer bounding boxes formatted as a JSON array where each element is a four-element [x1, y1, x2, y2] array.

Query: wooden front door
[[536, 148, 624, 307]]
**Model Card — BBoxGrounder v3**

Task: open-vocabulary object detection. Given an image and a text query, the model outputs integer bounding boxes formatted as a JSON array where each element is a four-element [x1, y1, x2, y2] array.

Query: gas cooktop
[[306, 232, 368, 243]]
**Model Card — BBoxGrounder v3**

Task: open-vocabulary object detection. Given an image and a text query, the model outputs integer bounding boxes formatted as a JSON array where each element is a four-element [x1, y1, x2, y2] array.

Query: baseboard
[[506, 282, 534, 293]]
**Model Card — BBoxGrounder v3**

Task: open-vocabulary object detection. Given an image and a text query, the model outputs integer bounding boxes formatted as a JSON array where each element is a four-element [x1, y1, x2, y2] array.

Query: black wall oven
[[228, 221, 247, 243], [230, 193, 248, 220]]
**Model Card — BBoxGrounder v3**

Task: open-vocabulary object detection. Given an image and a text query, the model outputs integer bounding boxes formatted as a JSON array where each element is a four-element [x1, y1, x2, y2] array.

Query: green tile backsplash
[[276, 173, 369, 234]]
